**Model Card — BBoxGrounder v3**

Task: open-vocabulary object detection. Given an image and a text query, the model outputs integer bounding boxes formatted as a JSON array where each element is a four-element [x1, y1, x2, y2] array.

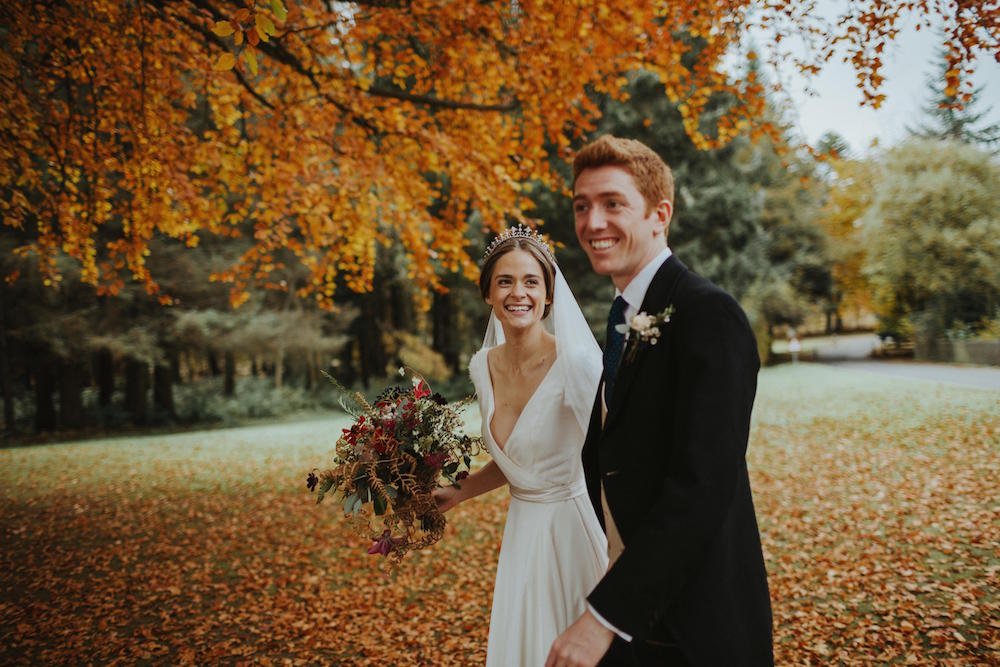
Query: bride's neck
[[500, 323, 553, 362]]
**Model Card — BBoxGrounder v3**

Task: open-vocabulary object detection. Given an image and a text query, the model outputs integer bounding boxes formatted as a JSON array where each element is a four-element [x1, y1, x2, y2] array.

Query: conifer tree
[[909, 49, 1000, 150]]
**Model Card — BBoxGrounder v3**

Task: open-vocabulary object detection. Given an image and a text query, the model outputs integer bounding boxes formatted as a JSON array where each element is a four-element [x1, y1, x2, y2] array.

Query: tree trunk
[[58, 358, 85, 429], [223, 350, 235, 396], [170, 350, 182, 384], [153, 363, 175, 418], [390, 281, 415, 331], [432, 288, 460, 374], [355, 294, 387, 389], [33, 354, 56, 432], [0, 287, 13, 432], [307, 351, 319, 392], [274, 349, 284, 389], [338, 344, 358, 388], [124, 358, 149, 425], [207, 349, 221, 376], [95, 349, 114, 406]]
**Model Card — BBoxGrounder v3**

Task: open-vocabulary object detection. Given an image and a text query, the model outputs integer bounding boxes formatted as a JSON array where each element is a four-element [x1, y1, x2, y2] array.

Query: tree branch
[[365, 86, 518, 112]]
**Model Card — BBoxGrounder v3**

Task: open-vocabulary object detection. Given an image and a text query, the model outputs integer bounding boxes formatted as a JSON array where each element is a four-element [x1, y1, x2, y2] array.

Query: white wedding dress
[[470, 342, 608, 667]]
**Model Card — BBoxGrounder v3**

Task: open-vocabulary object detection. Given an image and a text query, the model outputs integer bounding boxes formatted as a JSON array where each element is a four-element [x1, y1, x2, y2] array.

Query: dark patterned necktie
[[603, 296, 628, 403]]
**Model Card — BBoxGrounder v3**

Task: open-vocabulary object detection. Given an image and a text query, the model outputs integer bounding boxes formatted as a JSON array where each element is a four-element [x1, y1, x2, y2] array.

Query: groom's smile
[[589, 238, 618, 251]]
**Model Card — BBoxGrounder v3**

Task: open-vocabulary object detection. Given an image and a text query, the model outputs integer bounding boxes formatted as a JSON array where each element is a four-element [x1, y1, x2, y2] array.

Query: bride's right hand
[[432, 485, 462, 513]]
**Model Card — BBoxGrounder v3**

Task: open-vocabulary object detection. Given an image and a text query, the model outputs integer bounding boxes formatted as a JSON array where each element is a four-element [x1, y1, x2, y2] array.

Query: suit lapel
[[604, 256, 687, 429]]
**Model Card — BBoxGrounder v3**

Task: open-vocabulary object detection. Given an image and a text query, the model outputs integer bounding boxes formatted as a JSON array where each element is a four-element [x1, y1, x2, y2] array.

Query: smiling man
[[546, 135, 773, 667]]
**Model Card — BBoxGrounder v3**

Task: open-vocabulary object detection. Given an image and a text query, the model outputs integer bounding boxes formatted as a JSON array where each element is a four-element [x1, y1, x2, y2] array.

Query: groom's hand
[[545, 610, 614, 667]]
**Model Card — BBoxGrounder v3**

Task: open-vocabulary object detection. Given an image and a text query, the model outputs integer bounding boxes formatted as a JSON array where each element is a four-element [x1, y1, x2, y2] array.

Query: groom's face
[[573, 165, 671, 291]]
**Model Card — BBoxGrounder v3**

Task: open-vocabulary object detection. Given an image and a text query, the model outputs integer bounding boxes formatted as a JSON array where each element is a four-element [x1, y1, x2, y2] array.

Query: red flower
[[413, 380, 431, 399], [423, 451, 448, 469], [367, 529, 401, 556], [455, 470, 469, 481]]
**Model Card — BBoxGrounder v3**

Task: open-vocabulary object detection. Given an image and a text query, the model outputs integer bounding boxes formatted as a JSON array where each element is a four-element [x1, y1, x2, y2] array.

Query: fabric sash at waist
[[509, 479, 587, 504]]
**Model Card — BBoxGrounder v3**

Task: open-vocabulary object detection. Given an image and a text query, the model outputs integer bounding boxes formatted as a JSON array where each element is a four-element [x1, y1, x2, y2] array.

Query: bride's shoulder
[[468, 346, 496, 374]]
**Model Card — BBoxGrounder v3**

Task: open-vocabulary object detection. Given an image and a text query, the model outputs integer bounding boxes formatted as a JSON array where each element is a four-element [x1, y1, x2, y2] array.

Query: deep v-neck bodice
[[469, 344, 597, 493], [484, 350, 560, 452]]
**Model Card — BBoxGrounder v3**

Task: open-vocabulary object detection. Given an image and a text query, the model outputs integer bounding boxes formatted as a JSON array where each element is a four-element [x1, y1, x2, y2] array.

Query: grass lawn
[[1, 364, 997, 665]]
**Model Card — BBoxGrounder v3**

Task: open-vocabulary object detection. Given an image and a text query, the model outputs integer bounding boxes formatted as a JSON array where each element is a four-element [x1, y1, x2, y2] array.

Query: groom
[[546, 136, 773, 666]]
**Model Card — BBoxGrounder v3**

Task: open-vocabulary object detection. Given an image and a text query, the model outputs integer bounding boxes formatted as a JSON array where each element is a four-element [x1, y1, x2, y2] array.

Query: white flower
[[620, 305, 675, 351], [631, 312, 656, 333]]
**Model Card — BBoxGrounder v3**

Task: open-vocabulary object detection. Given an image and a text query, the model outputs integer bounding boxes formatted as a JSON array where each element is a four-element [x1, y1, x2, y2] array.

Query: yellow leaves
[[244, 49, 258, 76], [211, 21, 234, 37], [255, 13, 276, 42], [213, 52, 236, 71], [270, 0, 288, 23], [8, 0, 997, 309], [211, 5, 281, 72]]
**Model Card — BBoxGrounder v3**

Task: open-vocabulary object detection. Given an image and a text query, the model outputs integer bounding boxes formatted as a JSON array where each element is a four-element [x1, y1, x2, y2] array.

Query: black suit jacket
[[583, 256, 773, 665]]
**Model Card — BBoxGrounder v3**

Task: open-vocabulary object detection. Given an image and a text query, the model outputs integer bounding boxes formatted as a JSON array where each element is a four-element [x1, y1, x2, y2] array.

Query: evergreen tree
[[909, 50, 1000, 150], [530, 67, 833, 361]]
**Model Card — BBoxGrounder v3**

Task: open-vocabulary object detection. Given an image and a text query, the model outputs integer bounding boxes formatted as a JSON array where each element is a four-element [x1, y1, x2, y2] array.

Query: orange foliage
[[817, 156, 878, 316], [1, 1, 996, 307]]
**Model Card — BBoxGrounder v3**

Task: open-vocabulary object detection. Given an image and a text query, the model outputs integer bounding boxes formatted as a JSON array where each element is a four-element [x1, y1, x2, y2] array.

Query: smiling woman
[[430, 225, 607, 666]]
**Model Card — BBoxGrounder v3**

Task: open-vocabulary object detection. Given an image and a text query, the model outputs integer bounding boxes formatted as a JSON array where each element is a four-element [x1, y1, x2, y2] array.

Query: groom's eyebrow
[[573, 189, 626, 200]]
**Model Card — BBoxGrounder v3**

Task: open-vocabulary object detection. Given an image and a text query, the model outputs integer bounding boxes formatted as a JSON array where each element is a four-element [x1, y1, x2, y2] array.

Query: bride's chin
[[499, 315, 543, 332]]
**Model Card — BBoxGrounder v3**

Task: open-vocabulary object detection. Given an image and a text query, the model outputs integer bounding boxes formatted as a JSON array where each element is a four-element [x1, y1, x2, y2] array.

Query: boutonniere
[[617, 305, 675, 361]]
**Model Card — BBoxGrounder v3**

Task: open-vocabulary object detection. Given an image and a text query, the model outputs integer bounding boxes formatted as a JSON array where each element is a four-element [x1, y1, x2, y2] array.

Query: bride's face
[[485, 249, 551, 333]]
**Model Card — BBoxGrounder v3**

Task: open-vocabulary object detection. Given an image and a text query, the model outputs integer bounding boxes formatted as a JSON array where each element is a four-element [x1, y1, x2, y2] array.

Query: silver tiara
[[483, 224, 556, 265]]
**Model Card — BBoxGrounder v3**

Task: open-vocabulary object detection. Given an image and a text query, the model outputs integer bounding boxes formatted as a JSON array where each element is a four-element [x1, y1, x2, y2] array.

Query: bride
[[433, 226, 608, 666]]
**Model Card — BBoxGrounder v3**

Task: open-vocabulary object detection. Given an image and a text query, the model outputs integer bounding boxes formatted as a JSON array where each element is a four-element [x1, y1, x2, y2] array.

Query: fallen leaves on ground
[[1, 366, 998, 664]]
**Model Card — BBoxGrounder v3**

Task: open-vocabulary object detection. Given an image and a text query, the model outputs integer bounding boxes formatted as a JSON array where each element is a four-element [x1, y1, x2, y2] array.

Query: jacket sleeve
[[586, 290, 760, 639]]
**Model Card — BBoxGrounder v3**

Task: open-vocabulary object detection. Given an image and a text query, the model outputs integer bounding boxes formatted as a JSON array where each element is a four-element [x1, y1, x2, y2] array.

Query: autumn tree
[[2, 0, 997, 309], [814, 133, 878, 330]]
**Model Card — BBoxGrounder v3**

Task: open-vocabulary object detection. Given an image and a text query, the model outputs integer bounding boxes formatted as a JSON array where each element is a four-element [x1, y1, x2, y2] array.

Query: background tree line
[[2, 4, 997, 436]]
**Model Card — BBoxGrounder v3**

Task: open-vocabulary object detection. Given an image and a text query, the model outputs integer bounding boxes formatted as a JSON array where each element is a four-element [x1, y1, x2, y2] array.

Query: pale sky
[[755, 5, 1000, 156]]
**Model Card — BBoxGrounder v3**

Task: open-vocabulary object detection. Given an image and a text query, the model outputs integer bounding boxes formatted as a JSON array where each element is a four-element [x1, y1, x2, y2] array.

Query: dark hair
[[479, 238, 556, 318]]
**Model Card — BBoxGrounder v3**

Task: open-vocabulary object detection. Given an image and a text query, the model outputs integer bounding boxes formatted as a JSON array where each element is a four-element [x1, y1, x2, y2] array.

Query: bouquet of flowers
[[307, 369, 482, 565]]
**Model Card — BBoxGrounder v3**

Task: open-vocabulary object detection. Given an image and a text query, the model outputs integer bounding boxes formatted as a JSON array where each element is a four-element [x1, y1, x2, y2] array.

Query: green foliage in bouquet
[[308, 370, 482, 565]]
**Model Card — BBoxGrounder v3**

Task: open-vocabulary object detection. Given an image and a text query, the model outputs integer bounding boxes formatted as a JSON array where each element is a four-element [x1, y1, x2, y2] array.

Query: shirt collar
[[616, 247, 672, 320]]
